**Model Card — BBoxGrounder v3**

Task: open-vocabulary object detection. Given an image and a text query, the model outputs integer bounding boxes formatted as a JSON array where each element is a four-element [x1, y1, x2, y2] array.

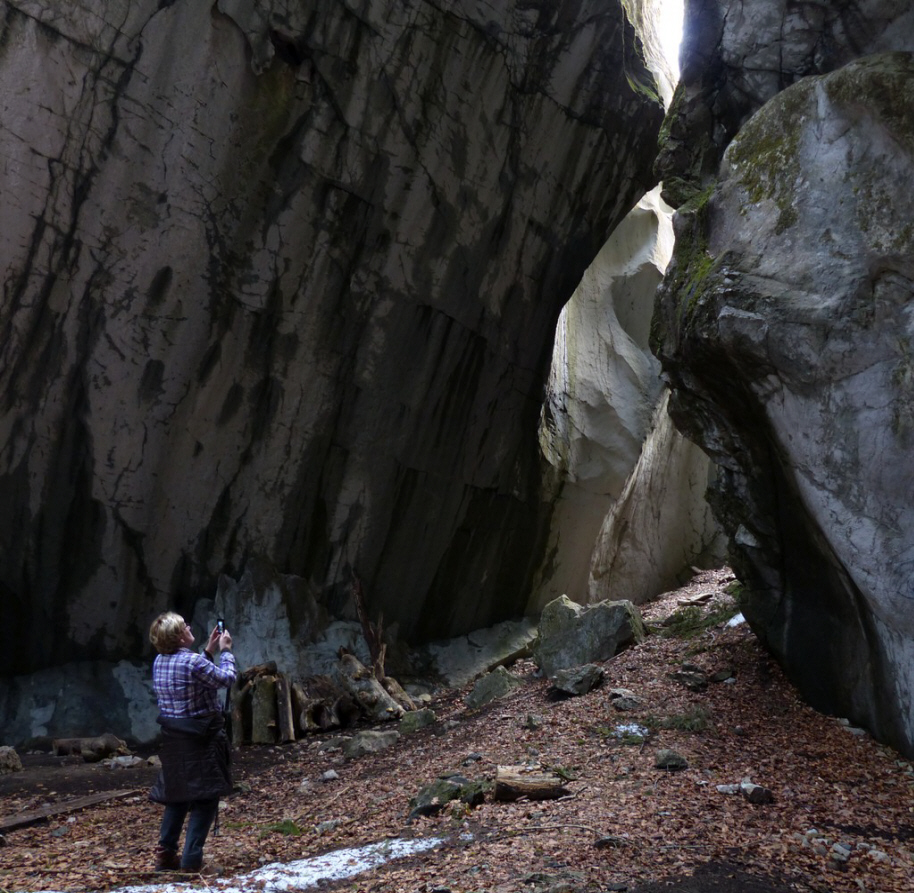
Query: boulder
[[399, 708, 436, 734], [654, 749, 688, 771], [655, 0, 914, 207], [422, 618, 538, 689], [551, 665, 605, 697], [0, 747, 22, 775], [465, 667, 523, 710], [653, 53, 914, 756], [342, 730, 400, 760], [533, 596, 644, 677], [408, 773, 479, 819]]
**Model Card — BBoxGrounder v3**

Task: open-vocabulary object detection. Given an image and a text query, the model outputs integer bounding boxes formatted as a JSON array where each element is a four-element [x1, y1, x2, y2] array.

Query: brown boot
[[155, 846, 181, 872], [181, 858, 220, 876]]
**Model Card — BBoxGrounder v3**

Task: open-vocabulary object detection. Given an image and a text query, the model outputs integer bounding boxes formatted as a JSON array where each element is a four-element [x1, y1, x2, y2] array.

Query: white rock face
[[535, 187, 722, 608], [655, 52, 914, 754], [588, 390, 725, 604]]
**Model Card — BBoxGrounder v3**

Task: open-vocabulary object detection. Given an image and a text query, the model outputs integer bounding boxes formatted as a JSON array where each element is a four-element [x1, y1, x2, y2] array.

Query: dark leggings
[[158, 799, 218, 870]]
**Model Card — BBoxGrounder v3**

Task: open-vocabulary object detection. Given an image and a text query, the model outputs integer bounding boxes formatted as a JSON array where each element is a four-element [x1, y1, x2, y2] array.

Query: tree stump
[[494, 765, 571, 801]]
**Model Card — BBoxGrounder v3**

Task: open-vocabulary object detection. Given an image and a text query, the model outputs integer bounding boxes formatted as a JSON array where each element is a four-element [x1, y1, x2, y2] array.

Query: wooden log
[[52, 734, 128, 762], [251, 675, 278, 744], [231, 679, 254, 745], [494, 765, 571, 802], [275, 674, 296, 743], [0, 789, 139, 832], [338, 652, 403, 722], [382, 676, 417, 712], [238, 661, 278, 685]]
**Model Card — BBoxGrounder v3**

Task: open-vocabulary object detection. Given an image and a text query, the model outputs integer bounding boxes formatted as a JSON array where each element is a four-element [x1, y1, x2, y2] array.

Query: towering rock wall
[[0, 0, 664, 682], [654, 1, 914, 755]]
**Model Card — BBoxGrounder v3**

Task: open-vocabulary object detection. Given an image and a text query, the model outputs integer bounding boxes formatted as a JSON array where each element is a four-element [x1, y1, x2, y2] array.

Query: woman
[[148, 612, 237, 873]]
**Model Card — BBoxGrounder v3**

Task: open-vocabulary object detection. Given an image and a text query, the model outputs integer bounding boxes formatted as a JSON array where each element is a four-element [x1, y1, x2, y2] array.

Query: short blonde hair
[[149, 612, 186, 654]]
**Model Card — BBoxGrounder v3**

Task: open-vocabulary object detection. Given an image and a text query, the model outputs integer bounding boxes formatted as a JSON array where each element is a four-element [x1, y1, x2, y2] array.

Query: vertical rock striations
[[0, 0, 663, 679], [655, 41, 914, 754]]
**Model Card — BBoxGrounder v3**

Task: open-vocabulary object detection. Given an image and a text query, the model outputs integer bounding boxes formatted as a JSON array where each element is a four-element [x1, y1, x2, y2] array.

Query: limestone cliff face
[[535, 186, 723, 609], [654, 42, 914, 753], [656, 0, 914, 207], [0, 0, 663, 678]]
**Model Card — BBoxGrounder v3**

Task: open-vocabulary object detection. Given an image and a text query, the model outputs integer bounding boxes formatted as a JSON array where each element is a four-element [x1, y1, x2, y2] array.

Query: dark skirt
[[149, 712, 232, 804]]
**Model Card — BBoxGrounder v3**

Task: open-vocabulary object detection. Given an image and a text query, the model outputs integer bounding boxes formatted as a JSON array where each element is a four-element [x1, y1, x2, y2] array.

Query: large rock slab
[[653, 52, 914, 755], [0, 0, 663, 686]]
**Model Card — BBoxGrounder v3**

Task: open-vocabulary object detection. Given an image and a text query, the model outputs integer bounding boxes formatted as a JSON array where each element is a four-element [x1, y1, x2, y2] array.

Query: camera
[[216, 618, 225, 634]]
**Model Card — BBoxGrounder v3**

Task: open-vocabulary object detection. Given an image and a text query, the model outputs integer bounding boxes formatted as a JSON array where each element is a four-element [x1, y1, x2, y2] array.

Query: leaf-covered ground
[[2, 568, 913, 893]]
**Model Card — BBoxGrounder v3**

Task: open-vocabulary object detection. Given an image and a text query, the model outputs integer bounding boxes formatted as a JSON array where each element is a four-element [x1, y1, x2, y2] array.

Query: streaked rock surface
[[0, 0, 663, 682]]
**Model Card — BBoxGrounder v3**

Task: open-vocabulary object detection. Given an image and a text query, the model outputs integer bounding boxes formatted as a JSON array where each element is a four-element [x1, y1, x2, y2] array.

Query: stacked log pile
[[230, 576, 416, 745], [230, 651, 416, 746]]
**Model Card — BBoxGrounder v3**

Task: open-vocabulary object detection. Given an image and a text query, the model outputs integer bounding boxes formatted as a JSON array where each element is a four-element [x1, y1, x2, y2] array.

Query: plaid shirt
[[153, 648, 237, 718]]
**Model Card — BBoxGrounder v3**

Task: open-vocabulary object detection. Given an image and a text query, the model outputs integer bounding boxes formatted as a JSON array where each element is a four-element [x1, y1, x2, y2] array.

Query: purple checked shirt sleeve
[[153, 648, 237, 718]]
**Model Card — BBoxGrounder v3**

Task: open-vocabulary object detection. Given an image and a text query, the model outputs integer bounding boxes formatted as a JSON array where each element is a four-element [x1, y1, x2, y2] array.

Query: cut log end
[[494, 765, 571, 801]]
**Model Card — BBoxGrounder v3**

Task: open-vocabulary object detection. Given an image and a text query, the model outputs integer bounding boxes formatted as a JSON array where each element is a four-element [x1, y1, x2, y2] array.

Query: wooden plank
[[0, 788, 140, 832]]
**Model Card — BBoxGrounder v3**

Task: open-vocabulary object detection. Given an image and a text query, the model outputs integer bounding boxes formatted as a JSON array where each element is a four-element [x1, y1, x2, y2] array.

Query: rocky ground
[[1, 568, 913, 893]]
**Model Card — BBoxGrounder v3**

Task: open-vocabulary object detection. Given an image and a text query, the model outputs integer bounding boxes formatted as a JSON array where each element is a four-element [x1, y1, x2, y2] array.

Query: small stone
[[399, 708, 436, 734], [0, 747, 23, 775], [321, 769, 340, 782], [831, 843, 852, 860], [465, 666, 523, 709], [740, 781, 774, 804], [868, 849, 889, 863], [716, 784, 740, 795], [463, 752, 483, 764], [671, 669, 708, 691], [522, 714, 544, 730], [343, 730, 400, 759], [654, 749, 688, 771], [551, 663, 604, 696], [609, 689, 643, 711]]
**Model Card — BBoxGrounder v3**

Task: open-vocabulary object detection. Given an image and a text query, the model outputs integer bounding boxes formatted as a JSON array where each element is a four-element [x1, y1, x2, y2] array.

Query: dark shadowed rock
[[0, 0, 663, 704], [654, 52, 914, 756], [551, 664, 605, 696]]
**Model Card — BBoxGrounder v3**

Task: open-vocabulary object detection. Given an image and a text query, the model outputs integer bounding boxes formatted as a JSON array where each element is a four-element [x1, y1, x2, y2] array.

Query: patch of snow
[[726, 612, 745, 628], [613, 723, 650, 738], [32, 836, 445, 893]]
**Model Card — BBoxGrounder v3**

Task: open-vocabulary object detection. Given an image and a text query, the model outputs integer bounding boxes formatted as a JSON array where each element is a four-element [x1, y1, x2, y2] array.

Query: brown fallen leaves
[[2, 568, 914, 893]]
